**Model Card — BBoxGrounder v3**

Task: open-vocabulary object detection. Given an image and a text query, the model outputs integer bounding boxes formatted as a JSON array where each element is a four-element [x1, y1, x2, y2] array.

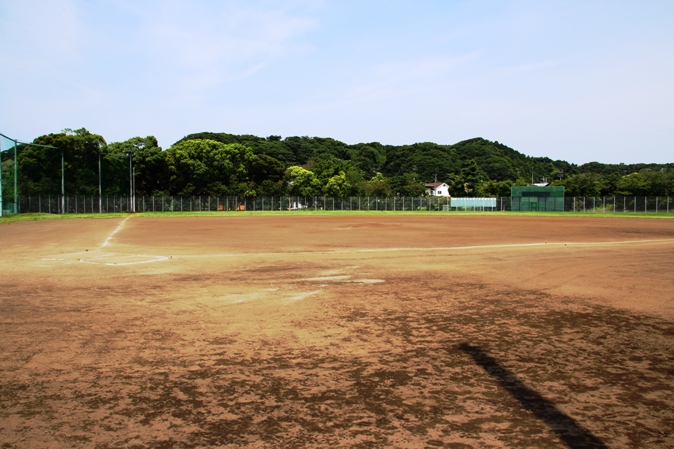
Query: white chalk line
[[40, 237, 674, 267], [101, 216, 131, 248], [177, 238, 674, 259], [299, 275, 385, 284], [42, 253, 171, 266], [83, 254, 171, 266]]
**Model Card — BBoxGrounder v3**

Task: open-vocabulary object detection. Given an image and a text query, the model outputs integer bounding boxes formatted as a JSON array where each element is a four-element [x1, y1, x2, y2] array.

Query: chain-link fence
[[565, 196, 672, 213], [9, 195, 673, 214]]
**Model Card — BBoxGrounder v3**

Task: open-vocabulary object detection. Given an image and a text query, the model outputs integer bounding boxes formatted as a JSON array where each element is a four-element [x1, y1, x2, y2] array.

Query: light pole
[[98, 153, 102, 213], [133, 165, 136, 212], [61, 148, 65, 213], [126, 153, 135, 212], [14, 140, 17, 212]]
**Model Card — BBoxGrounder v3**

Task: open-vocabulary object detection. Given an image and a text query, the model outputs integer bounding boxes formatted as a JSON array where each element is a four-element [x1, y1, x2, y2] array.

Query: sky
[[1, 0, 673, 165]]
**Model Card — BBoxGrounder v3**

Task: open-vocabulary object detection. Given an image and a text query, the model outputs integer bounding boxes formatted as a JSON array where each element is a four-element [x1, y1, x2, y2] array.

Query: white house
[[425, 182, 451, 197]]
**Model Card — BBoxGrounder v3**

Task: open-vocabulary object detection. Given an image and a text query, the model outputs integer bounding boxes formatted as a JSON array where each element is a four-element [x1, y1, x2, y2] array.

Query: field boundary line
[[101, 216, 132, 248], [342, 238, 674, 254], [178, 238, 674, 258]]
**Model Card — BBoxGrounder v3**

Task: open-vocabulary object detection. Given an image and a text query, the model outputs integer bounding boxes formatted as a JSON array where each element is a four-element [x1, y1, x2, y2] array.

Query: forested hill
[[5, 128, 673, 198], [176, 132, 579, 182], [177, 131, 672, 184]]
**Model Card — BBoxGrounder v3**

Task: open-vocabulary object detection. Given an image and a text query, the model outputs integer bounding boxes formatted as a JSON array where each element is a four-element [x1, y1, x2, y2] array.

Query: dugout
[[511, 186, 564, 211]]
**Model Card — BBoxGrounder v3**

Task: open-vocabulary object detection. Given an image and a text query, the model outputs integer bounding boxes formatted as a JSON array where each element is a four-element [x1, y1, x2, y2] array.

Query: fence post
[[645, 196, 647, 213], [634, 197, 636, 213], [656, 197, 658, 213]]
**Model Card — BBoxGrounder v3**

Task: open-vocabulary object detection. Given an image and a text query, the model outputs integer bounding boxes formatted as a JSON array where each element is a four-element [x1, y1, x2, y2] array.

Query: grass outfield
[[1, 210, 674, 224]]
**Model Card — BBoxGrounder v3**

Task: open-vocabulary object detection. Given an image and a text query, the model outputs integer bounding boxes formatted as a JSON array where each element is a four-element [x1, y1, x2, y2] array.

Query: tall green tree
[[285, 166, 322, 196], [460, 159, 483, 197], [361, 172, 392, 197], [551, 173, 602, 197], [479, 179, 514, 197], [165, 140, 255, 195], [323, 171, 352, 197], [616, 170, 673, 196], [24, 128, 107, 195], [108, 136, 168, 195]]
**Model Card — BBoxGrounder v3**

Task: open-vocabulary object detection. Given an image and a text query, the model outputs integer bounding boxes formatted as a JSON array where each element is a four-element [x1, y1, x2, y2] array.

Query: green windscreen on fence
[[511, 186, 565, 211]]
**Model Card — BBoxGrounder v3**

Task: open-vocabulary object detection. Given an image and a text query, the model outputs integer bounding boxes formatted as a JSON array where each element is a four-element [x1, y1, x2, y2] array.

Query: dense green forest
[[2, 128, 673, 198]]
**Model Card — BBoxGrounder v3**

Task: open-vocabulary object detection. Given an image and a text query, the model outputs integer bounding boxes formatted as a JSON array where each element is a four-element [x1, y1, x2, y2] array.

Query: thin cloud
[[506, 60, 565, 75], [0, 0, 81, 71], [136, 2, 318, 81], [335, 52, 481, 106]]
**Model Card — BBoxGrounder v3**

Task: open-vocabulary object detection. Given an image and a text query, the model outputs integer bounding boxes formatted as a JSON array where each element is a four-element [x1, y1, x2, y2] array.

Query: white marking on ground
[[179, 238, 674, 259], [101, 216, 131, 248], [42, 252, 170, 266], [102, 255, 171, 266], [41, 216, 174, 267], [299, 274, 384, 284], [288, 290, 321, 301], [301, 275, 351, 281]]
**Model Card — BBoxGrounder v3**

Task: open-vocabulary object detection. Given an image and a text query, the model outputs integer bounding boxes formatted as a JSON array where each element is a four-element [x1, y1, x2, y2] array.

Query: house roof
[[425, 182, 446, 188]]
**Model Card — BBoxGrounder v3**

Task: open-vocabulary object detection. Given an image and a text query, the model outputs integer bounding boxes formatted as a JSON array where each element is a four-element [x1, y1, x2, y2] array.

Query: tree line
[[1, 128, 672, 199]]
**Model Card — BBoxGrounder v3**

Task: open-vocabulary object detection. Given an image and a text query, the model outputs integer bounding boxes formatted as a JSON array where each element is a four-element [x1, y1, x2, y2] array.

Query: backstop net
[[0, 134, 18, 215]]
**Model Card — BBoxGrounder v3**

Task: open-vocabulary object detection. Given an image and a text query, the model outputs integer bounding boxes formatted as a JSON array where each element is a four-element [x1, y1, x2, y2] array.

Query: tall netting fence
[[565, 196, 672, 213], [0, 134, 18, 215], [12, 195, 673, 214]]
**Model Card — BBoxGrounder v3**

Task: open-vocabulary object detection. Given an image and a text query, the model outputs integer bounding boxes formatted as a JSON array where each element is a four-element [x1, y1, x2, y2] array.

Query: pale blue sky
[[1, 0, 673, 164]]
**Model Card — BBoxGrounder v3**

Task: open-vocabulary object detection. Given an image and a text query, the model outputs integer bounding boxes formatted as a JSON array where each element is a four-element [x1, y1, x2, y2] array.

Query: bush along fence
[[5, 195, 674, 214]]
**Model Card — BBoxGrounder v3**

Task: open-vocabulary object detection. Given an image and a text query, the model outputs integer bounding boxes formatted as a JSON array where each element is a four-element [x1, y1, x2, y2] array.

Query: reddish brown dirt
[[1, 214, 673, 448]]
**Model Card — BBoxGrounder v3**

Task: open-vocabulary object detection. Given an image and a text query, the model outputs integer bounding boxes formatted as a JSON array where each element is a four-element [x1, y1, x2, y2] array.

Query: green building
[[511, 186, 565, 211]]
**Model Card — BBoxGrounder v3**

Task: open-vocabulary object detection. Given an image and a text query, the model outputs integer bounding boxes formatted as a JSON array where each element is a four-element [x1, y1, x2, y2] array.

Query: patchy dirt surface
[[1, 214, 673, 448]]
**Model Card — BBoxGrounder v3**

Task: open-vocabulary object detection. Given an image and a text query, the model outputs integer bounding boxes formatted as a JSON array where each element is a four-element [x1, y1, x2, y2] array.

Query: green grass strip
[[0, 212, 130, 224], [4, 210, 672, 224]]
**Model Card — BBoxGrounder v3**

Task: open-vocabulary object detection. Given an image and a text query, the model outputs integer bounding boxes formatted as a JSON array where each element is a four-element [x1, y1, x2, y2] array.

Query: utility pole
[[98, 153, 102, 213], [14, 139, 17, 213], [62, 149, 65, 213], [129, 153, 132, 211], [127, 153, 135, 212], [132, 165, 136, 212]]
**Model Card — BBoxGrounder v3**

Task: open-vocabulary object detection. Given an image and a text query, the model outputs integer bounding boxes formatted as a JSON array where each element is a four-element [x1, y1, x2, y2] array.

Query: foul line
[[79, 254, 171, 266], [179, 238, 674, 258], [101, 216, 131, 248], [338, 238, 674, 254]]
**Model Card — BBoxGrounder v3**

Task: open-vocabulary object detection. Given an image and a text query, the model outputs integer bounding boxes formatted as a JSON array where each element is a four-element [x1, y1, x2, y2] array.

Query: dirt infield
[[1, 214, 673, 448]]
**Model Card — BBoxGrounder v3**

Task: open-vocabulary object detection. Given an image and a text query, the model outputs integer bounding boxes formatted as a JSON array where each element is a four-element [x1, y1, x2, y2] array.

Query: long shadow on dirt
[[459, 343, 608, 449]]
